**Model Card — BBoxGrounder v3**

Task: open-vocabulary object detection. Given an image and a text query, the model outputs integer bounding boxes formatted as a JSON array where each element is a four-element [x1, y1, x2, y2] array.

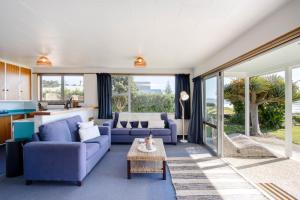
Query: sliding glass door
[[203, 73, 223, 155]]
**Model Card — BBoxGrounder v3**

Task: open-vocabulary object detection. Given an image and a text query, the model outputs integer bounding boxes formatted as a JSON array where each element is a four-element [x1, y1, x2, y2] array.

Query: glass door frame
[[202, 72, 224, 157]]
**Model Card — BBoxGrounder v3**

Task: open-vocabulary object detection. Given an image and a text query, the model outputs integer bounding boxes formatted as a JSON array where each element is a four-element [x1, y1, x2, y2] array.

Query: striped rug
[[258, 183, 297, 200], [168, 156, 269, 200]]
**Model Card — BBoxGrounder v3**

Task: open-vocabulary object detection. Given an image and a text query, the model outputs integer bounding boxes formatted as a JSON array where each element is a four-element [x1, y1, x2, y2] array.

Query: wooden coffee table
[[127, 138, 167, 180]]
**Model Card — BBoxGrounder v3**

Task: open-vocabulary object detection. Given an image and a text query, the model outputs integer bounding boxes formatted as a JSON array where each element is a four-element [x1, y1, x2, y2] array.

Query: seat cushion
[[65, 115, 82, 141], [84, 135, 109, 148], [39, 120, 72, 142], [111, 128, 131, 135], [150, 128, 171, 136], [130, 128, 150, 136], [86, 143, 100, 160]]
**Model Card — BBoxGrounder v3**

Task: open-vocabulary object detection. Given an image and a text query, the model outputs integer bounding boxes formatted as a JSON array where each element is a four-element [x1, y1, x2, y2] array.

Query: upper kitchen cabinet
[[0, 62, 5, 100], [0, 61, 32, 101], [6, 64, 20, 100], [20, 67, 32, 100]]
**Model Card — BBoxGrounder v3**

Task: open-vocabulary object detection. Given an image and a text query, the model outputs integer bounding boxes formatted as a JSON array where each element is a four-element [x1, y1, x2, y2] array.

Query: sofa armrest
[[98, 126, 110, 136], [168, 119, 177, 144], [98, 125, 111, 145], [103, 119, 114, 129], [23, 142, 86, 181]]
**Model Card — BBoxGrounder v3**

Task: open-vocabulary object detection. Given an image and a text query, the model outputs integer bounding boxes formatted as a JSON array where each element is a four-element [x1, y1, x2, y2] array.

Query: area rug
[[167, 156, 268, 200]]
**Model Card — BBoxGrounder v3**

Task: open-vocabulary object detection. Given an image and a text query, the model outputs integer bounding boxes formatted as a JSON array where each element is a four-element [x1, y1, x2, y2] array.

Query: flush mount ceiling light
[[134, 56, 146, 68], [36, 56, 52, 66]]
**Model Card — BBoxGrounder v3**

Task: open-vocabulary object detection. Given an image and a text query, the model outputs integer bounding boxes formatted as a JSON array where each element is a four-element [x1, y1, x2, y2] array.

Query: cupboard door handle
[[2, 89, 5, 92]]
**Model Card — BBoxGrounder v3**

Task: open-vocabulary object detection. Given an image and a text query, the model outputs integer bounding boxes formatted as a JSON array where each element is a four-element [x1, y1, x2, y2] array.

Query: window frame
[[39, 73, 84, 105], [112, 74, 175, 113]]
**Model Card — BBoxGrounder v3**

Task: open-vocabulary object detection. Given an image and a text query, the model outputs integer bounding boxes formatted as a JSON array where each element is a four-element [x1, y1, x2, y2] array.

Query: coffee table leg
[[127, 160, 131, 179], [162, 161, 166, 180]]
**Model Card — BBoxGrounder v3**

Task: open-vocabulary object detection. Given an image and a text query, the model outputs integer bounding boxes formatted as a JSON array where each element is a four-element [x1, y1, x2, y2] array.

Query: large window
[[40, 74, 84, 103], [112, 75, 175, 113], [203, 75, 218, 152]]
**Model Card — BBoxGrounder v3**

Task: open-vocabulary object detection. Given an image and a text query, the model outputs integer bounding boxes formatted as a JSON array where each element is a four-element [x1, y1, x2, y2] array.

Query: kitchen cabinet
[[12, 114, 25, 121], [6, 64, 20, 100], [0, 116, 12, 144], [0, 61, 32, 101], [20, 67, 32, 100], [0, 62, 5, 100]]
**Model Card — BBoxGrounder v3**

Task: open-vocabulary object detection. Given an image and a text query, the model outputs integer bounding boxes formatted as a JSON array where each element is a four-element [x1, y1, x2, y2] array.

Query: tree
[[224, 75, 300, 136], [111, 76, 175, 113], [112, 76, 129, 94], [42, 80, 60, 87], [164, 81, 172, 94], [111, 76, 139, 112]]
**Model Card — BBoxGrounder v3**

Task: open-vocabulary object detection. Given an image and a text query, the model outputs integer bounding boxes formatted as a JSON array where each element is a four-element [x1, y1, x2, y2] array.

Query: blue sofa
[[23, 115, 111, 186], [103, 113, 177, 144]]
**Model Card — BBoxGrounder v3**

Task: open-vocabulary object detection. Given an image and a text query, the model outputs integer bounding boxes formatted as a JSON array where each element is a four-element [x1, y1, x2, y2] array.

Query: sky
[[133, 75, 175, 92], [205, 76, 217, 100]]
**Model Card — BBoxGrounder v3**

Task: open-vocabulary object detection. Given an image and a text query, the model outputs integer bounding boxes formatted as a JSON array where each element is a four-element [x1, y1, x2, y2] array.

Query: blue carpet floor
[[0, 143, 209, 200]]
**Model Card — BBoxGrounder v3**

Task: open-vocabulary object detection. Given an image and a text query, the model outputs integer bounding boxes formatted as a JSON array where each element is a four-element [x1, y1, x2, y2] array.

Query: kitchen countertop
[[32, 107, 95, 116], [0, 109, 36, 117]]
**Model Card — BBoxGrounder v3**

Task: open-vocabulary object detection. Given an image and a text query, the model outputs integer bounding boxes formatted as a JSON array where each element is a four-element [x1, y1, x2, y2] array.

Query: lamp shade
[[36, 56, 52, 66], [180, 91, 189, 101], [134, 56, 146, 67]]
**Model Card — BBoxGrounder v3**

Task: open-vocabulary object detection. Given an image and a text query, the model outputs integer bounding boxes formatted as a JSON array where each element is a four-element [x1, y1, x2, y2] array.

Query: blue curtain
[[175, 74, 191, 119], [97, 73, 113, 119], [188, 76, 203, 144]]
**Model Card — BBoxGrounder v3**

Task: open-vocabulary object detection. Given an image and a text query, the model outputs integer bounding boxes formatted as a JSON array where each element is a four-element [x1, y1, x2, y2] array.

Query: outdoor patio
[[223, 156, 300, 199]]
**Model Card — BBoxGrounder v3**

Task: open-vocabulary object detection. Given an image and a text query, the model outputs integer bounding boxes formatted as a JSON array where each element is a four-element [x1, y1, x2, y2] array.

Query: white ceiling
[[226, 39, 300, 77], [0, 0, 290, 69]]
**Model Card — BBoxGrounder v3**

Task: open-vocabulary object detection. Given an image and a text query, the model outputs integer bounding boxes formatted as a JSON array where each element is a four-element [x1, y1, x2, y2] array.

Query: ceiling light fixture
[[134, 56, 146, 68], [36, 56, 52, 66]]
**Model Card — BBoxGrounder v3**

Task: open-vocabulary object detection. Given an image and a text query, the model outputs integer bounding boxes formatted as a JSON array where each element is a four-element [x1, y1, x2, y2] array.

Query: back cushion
[[148, 120, 165, 128], [39, 120, 72, 142], [65, 115, 83, 141]]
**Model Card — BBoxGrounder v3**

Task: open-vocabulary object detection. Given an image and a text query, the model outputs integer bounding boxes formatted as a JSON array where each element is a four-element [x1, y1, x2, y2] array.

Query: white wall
[[83, 74, 98, 107], [33, 66, 192, 75], [31, 74, 39, 102], [194, 0, 300, 76], [0, 101, 36, 110]]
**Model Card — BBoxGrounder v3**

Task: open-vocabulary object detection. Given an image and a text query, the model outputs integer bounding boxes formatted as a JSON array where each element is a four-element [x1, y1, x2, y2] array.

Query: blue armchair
[[23, 115, 111, 186]]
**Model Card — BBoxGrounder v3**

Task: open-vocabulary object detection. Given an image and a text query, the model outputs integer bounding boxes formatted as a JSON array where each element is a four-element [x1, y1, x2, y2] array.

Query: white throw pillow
[[117, 113, 128, 128], [78, 120, 94, 129], [148, 120, 165, 128], [79, 125, 100, 142]]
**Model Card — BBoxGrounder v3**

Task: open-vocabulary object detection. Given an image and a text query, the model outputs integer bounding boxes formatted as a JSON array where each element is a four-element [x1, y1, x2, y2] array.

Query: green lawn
[[270, 126, 300, 144], [224, 124, 300, 144], [224, 124, 245, 135], [224, 107, 234, 115]]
